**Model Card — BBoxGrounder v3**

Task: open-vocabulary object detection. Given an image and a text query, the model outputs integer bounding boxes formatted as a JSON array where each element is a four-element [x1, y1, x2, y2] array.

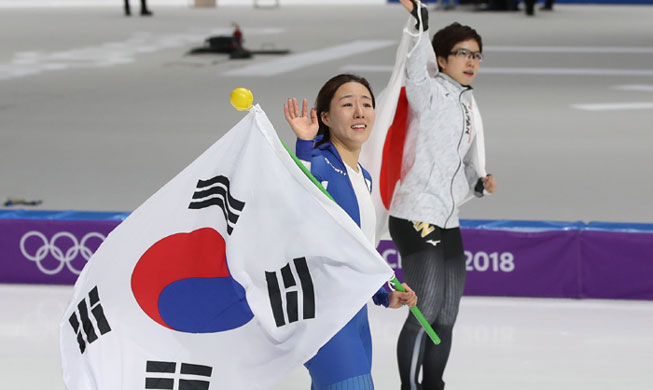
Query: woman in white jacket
[[391, 1, 497, 389]]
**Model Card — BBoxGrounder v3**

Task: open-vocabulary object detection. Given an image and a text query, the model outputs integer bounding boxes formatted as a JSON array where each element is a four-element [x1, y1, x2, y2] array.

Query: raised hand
[[399, 0, 429, 31], [284, 98, 319, 141]]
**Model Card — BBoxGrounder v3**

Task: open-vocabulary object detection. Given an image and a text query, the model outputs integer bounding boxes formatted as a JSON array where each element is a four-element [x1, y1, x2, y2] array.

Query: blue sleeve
[[372, 286, 390, 307], [295, 138, 314, 161]]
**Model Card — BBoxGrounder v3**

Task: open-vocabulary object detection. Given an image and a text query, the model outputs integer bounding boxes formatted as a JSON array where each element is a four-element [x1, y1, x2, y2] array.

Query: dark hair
[[432, 22, 483, 72], [314, 74, 375, 148]]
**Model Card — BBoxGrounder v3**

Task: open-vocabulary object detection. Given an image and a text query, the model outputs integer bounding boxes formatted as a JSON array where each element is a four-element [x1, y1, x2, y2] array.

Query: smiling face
[[321, 81, 375, 153], [437, 38, 482, 86]]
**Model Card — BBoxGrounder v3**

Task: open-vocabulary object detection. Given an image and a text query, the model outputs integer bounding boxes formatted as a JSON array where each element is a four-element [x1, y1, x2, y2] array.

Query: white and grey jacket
[[390, 29, 487, 229]]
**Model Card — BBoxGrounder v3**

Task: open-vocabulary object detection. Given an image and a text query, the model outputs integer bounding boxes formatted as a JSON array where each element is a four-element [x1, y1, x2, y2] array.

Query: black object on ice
[[188, 28, 289, 59], [4, 198, 43, 207]]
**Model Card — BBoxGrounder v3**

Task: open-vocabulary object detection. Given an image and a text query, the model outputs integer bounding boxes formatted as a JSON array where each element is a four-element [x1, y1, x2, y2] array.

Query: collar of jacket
[[438, 72, 473, 95], [314, 141, 348, 172]]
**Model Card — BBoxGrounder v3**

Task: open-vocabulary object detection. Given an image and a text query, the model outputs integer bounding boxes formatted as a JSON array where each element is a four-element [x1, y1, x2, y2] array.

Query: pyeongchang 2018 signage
[[2, 213, 653, 300]]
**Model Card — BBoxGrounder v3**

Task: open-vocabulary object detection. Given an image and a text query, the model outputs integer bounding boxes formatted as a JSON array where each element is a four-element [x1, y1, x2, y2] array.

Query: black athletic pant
[[124, 0, 148, 14], [389, 216, 466, 390]]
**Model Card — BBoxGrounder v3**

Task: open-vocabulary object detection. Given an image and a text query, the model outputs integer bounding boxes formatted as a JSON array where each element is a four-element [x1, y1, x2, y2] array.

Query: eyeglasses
[[449, 48, 484, 62]]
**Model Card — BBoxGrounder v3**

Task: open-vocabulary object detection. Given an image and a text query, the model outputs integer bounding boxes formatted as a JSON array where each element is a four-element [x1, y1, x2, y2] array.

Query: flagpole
[[279, 138, 441, 346], [391, 277, 440, 345]]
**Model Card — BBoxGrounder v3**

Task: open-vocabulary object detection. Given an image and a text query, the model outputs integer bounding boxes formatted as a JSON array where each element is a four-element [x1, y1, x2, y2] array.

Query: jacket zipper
[[444, 88, 469, 228]]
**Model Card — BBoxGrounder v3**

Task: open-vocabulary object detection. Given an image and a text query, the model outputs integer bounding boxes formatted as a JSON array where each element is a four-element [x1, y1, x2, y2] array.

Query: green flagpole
[[390, 277, 440, 345], [280, 138, 440, 345], [280, 139, 334, 202]]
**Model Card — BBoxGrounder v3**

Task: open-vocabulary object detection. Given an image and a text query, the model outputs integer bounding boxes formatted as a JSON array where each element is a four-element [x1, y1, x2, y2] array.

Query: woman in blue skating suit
[[284, 74, 418, 390]]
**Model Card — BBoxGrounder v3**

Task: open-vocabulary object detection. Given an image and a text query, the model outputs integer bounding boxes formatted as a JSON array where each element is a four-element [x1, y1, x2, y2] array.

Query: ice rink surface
[[1, 2, 653, 389], [2, 284, 653, 389]]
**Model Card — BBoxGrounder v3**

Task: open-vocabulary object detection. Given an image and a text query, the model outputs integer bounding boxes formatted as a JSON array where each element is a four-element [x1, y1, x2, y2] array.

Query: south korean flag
[[60, 104, 393, 390]]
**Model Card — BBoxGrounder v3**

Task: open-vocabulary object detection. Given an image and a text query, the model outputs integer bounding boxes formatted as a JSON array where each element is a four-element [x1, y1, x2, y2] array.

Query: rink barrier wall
[[1, 210, 652, 300]]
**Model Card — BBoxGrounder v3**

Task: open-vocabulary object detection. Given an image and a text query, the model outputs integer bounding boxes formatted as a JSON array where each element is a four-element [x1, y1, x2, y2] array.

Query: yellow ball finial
[[230, 88, 254, 111]]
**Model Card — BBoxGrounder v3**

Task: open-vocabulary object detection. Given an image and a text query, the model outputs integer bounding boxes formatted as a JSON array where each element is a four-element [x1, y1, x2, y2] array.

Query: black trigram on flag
[[266, 257, 315, 327], [68, 286, 112, 354], [188, 175, 245, 235], [145, 360, 213, 390]]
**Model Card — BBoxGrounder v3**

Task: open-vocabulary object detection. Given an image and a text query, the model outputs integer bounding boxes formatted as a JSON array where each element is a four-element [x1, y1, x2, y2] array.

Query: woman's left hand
[[388, 283, 418, 308], [482, 175, 497, 193]]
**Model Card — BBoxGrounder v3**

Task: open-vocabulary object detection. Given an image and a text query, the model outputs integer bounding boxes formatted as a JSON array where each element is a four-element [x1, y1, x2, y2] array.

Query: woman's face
[[321, 82, 375, 151], [438, 39, 482, 86]]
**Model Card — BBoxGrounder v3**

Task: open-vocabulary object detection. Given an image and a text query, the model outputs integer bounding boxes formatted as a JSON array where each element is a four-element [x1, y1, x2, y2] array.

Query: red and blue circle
[[131, 228, 253, 333]]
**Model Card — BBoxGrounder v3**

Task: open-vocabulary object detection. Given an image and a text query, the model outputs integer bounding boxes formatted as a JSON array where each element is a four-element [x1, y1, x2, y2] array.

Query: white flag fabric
[[360, 18, 486, 243], [59, 105, 394, 390]]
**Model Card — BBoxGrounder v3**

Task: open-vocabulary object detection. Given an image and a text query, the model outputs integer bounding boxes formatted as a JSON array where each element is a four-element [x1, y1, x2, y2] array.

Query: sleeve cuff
[[295, 138, 314, 161], [474, 177, 485, 197], [372, 287, 390, 307]]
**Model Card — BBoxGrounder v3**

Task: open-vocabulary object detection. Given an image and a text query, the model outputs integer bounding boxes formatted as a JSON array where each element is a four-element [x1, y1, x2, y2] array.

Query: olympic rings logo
[[19, 231, 106, 275]]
